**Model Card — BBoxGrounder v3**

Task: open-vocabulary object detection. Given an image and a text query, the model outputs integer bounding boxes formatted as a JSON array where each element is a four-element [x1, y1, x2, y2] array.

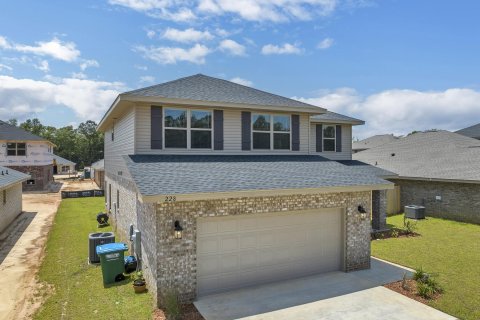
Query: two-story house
[[0, 121, 55, 191], [97, 74, 393, 305]]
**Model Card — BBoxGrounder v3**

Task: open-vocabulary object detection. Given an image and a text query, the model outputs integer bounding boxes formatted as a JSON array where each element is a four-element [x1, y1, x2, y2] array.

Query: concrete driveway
[[194, 258, 456, 320]]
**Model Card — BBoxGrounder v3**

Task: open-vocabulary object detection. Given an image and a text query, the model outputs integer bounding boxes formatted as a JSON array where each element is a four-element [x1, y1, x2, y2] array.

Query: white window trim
[[251, 113, 292, 151], [6, 142, 27, 157], [163, 107, 214, 150], [322, 125, 336, 152]]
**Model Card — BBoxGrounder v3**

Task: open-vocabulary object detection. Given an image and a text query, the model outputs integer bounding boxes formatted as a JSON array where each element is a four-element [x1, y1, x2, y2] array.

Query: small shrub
[[417, 282, 435, 299], [163, 290, 182, 320], [404, 220, 417, 235], [413, 267, 428, 282], [391, 229, 399, 238], [425, 277, 444, 294]]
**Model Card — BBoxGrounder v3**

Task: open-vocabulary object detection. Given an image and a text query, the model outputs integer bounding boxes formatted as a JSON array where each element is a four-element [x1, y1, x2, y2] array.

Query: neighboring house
[[0, 120, 55, 191], [97, 74, 393, 305], [52, 154, 76, 174], [91, 159, 105, 189], [455, 122, 480, 140], [0, 166, 30, 233], [354, 130, 480, 224], [352, 134, 398, 153]]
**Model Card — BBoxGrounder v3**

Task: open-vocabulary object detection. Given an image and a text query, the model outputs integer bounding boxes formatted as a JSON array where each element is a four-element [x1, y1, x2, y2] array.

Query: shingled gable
[[98, 74, 327, 131]]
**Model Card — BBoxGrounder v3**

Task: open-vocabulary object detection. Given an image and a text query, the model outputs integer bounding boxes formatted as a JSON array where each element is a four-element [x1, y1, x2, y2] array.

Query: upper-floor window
[[6, 143, 26, 156], [164, 108, 212, 149], [323, 125, 336, 152], [252, 114, 290, 150]]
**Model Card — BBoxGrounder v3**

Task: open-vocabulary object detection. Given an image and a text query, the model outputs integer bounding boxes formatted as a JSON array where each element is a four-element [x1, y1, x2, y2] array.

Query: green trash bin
[[96, 243, 128, 285]]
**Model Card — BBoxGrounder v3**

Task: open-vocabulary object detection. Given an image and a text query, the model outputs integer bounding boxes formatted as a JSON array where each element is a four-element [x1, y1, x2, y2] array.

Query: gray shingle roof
[[53, 154, 76, 166], [123, 74, 322, 110], [0, 166, 30, 189], [91, 159, 104, 170], [353, 130, 480, 182], [311, 111, 364, 125], [336, 160, 397, 178], [352, 134, 399, 151], [456, 123, 480, 139], [0, 120, 50, 142], [123, 155, 392, 197]]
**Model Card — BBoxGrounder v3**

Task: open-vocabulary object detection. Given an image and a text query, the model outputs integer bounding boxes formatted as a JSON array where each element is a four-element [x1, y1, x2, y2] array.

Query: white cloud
[[134, 64, 148, 70], [0, 63, 13, 71], [162, 28, 214, 43], [218, 39, 246, 56], [295, 87, 480, 139], [135, 44, 210, 64], [197, 0, 337, 22], [80, 59, 99, 71], [108, 0, 196, 21], [146, 29, 156, 39], [35, 60, 50, 73], [261, 43, 302, 55], [71, 72, 88, 79], [230, 77, 253, 86], [0, 36, 81, 62], [109, 0, 339, 22], [139, 75, 155, 83], [0, 75, 125, 121], [317, 37, 334, 49]]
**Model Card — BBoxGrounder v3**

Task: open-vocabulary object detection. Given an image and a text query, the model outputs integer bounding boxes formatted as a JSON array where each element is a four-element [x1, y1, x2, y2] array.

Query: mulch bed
[[152, 304, 205, 320], [372, 228, 420, 240], [385, 279, 441, 305]]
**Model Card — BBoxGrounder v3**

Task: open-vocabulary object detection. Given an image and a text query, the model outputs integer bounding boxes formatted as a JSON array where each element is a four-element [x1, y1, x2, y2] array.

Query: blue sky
[[1, 0, 480, 138]]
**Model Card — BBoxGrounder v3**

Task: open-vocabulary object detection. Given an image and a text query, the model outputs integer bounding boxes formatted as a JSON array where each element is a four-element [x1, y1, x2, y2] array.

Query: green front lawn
[[372, 215, 480, 320], [34, 198, 153, 320]]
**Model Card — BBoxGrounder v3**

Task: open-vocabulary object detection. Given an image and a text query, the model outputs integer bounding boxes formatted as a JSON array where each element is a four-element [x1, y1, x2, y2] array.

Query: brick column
[[372, 190, 387, 230]]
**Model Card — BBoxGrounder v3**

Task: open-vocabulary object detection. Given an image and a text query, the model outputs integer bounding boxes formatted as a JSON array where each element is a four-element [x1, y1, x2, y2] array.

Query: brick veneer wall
[[105, 173, 158, 304], [372, 190, 387, 230], [156, 191, 372, 303], [6, 165, 52, 191], [393, 179, 480, 224], [0, 183, 23, 233]]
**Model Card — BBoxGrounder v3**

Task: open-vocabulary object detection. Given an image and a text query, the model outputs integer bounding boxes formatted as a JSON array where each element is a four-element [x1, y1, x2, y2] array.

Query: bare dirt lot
[[0, 179, 98, 320]]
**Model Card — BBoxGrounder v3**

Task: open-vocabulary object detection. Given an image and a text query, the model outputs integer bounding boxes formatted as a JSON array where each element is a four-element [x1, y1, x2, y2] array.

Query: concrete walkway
[[195, 258, 456, 320]]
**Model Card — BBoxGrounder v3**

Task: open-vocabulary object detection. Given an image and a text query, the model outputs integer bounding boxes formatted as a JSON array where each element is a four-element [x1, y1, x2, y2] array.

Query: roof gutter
[[389, 176, 480, 185], [139, 183, 394, 203]]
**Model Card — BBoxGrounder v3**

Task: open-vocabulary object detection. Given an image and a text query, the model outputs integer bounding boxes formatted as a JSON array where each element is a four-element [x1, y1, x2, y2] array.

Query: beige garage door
[[196, 208, 344, 296]]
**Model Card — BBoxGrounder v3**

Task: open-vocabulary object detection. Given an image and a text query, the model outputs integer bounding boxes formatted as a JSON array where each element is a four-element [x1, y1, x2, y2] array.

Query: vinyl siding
[[135, 105, 310, 154], [0, 183, 22, 234], [104, 107, 135, 178], [309, 124, 352, 160]]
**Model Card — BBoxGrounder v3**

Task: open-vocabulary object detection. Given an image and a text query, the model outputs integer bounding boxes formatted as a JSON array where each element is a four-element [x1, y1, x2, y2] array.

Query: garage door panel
[[197, 237, 218, 255], [197, 209, 344, 296]]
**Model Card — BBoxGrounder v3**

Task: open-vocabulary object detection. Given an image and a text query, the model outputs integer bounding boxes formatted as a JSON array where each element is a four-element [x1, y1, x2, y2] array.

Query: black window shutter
[[316, 124, 323, 152], [336, 125, 342, 152], [213, 110, 224, 150], [291, 115, 300, 151], [151, 106, 163, 149], [241, 111, 251, 151]]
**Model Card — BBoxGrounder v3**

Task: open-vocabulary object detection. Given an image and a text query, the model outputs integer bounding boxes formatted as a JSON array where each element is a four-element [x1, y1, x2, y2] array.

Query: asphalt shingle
[[311, 111, 364, 124], [123, 74, 322, 110], [123, 155, 392, 196], [0, 166, 30, 188], [456, 123, 480, 140], [0, 120, 50, 142], [352, 134, 399, 152], [353, 130, 480, 182]]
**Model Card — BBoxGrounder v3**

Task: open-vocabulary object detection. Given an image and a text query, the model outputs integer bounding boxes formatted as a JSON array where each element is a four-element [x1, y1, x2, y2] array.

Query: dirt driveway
[[0, 179, 99, 320]]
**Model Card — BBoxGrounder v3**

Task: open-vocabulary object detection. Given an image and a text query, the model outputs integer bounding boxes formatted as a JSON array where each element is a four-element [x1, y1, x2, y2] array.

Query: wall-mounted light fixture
[[174, 220, 183, 239], [358, 205, 368, 219]]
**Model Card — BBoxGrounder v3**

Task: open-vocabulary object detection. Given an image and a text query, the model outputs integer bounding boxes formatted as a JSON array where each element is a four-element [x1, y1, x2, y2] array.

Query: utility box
[[96, 243, 128, 285], [89, 232, 115, 264], [405, 205, 426, 219]]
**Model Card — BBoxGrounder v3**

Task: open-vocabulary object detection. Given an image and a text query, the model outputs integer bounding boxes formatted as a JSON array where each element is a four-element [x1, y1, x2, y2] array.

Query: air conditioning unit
[[404, 205, 426, 220], [89, 232, 115, 263]]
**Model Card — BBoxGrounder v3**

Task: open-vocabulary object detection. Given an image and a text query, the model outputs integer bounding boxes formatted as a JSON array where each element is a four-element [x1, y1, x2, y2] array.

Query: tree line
[[6, 118, 103, 169]]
